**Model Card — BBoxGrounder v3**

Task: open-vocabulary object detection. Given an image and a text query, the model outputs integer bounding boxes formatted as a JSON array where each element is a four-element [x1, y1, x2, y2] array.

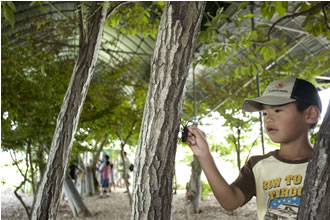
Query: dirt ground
[[1, 188, 257, 220]]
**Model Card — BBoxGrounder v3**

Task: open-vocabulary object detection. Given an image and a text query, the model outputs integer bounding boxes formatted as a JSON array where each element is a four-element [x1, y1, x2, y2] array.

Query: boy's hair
[[242, 77, 322, 113], [105, 155, 110, 166]]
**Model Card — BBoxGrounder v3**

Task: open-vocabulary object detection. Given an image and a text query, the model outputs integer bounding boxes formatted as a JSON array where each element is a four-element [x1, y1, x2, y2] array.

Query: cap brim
[[242, 96, 296, 112]]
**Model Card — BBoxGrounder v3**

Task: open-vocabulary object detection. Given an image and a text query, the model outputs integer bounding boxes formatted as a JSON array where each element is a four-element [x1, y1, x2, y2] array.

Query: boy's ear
[[304, 105, 320, 125]]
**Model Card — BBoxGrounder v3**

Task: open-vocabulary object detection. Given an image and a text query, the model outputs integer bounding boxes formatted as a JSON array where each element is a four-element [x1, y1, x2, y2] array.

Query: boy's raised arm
[[186, 126, 246, 210]]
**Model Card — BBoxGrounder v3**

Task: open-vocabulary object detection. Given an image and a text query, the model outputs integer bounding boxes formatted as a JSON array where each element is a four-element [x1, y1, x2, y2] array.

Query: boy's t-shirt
[[232, 150, 309, 220]]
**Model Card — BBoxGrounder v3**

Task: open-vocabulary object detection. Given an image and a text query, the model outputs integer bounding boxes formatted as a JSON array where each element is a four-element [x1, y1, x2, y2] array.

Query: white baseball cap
[[243, 77, 322, 112]]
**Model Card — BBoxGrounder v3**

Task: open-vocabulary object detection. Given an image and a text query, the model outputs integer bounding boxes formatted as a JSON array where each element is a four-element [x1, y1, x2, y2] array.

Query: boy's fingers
[[188, 126, 205, 139], [189, 144, 199, 153], [186, 138, 196, 146]]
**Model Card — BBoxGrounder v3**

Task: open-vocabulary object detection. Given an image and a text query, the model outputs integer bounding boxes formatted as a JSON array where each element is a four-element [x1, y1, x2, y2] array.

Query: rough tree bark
[[297, 101, 330, 219], [185, 156, 202, 215], [131, 2, 206, 220], [31, 3, 107, 219]]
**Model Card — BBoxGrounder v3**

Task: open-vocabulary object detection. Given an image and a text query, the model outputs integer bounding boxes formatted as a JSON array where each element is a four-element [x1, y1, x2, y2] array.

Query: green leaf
[[143, 15, 148, 23], [249, 30, 258, 41], [245, 13, 254, 18], [231, 57, 240, 63], [241, 66, 247, 75], [105, 17, 110, 27], [260, 3, 269, 18], [267, 6, 276, 20], [250, 64, 258, 75], [248, 54, 256, 61], [238, 2, 248, 10], [111, 16, 120, 27], [274, 2, 287, 17], [259, 46, 267, 55], [255, 63, 263, 72], [264, 47, 271, 62], [37, 20, 49, 29], [235, 66, 241, 76], [2, 3, 15, 27], [303, 19, 313, 33], [6, 1, 16, 10], [261, 2, 276, 20], [269, 46, 277, 60]]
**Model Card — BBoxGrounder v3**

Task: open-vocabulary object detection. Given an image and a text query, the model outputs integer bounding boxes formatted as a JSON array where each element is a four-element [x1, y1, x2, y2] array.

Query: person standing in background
[[98, 154, 111, 198], [109, 163, 116, 192]]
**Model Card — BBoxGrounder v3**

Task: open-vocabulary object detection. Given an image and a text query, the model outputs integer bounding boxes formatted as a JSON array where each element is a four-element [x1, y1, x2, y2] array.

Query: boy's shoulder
[[246, 149, 310, 169], [246, 150, 278, 168]]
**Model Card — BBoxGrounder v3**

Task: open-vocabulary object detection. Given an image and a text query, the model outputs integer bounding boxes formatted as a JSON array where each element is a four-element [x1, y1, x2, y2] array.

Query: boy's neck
[[278, 138, 313, 161]]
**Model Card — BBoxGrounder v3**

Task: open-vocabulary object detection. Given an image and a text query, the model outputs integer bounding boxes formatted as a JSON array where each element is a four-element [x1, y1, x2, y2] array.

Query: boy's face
[[262, 103, 310, 144]]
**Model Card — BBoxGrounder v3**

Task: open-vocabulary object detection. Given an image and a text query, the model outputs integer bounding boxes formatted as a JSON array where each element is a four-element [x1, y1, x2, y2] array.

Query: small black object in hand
[[181, 124, 189, 143]]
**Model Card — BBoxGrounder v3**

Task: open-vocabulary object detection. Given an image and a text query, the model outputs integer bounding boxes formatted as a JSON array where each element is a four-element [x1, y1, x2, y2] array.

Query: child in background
[[186, 77, 322, 219], [98, 154, 111, 198], [109, 163, 116, 192]]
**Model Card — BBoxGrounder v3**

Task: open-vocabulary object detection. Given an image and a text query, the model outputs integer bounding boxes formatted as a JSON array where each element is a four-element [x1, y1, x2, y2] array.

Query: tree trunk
[[131, 2, 205, 220], [297, 101, 330, 219], [84, 165, 95, 196], [63, 173, 91, 217], [185, 156, 202, 215], [31, 3, 107, 220], [237, 128, 241, 171]]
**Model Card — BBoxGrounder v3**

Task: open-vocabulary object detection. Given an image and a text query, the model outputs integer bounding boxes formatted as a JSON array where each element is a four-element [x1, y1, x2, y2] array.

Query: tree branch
[[92, 133, 109, 166], [123, 118, 138, 146], [27, 140, 36, 195], [11, 149, 32, 219], [322, 4, 330, 30], [78, 2, 84, 49], [258, 2, 328, 43], [9, 151, 26, 178], [46, 2, 70, 20], [14, 180, 31, 220], [106, 1, 133, 19]]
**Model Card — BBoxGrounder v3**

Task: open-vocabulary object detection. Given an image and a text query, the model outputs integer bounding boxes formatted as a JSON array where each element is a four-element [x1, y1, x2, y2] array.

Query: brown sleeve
[[231, 157, 256, 205], [231, 151, 275, 205]]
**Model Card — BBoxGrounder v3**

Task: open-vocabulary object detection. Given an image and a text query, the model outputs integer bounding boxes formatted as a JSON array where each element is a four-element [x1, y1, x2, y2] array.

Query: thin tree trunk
[[116, 118, 138, 206], [84, 165, 95, 196], [31, 3, 107, 219], [297, 101, 330, 219], [14, 180, 31, 220], [63, 173, 91, 217], [185, 156, 202, 215], [13, 149, 31, 220], [10, 150, 32, 219], [131, 2, 205, 220], [92, 133, 109, 167], [237, 128, 241, 170], [27, 140, 36, 195]]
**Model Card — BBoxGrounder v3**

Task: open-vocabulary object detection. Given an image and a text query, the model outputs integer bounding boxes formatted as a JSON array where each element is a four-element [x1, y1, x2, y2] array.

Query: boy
[[185, 77, 322, 219]]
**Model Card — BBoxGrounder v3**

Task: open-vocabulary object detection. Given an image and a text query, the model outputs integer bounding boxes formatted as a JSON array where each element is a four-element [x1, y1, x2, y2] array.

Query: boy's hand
[[185, 126, 211, 158]]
